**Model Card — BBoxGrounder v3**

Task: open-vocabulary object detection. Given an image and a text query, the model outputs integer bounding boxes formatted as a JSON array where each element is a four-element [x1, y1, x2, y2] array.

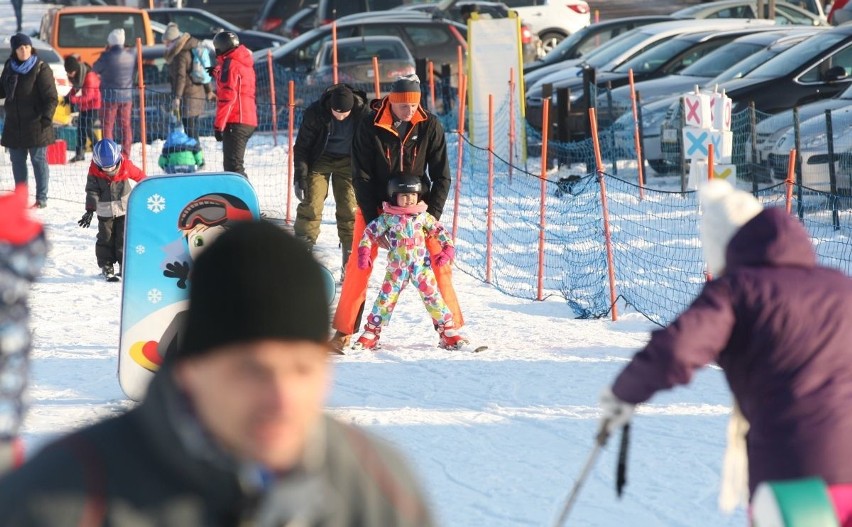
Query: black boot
[[341, 246, 352, 282]]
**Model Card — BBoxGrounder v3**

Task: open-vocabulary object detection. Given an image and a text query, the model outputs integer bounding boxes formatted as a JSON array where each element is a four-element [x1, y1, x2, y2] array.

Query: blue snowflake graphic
[[135, 244, 145, 255], [147, 194, 166, 213], [147, 289, 163, 304]]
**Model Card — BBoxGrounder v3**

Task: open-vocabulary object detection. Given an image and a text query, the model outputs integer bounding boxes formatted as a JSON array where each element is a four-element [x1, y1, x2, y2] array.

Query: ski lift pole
[[552, 423, 610, 527]]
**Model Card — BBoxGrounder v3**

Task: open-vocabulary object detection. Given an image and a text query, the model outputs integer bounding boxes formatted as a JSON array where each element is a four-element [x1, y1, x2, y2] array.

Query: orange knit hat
[[388, 74, 421, 104]]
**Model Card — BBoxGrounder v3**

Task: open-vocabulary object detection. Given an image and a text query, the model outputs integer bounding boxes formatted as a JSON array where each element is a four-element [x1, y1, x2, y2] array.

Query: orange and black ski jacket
[[351, 97, 450, 224]]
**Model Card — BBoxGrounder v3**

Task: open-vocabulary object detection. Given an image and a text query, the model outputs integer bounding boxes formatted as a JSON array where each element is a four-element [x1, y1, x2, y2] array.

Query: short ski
[[440, 341, 488, 352]]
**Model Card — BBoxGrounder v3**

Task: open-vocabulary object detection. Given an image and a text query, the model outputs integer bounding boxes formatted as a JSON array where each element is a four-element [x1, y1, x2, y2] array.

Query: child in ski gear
[[333, 74, 464, 352], [64, 53, 101, 163], [0, 184, 45, 476], [0, 222, 436, 526], [158, 114, 204, 173], [79, 139, 145, 281], [600, 180, 852, 525], [354, 175, 464, 350]]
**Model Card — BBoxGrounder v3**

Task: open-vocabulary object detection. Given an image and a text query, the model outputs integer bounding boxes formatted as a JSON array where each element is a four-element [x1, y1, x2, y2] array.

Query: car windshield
[[57, 12, 147, 48], [614, 37, 694, 73], [321, 39, 408, 65], [36, 46, 62, 64], [678, 42, 763, 77], [578, 29, 651, 69], [747, 32, 848, 78], [539, 24, 598, 65]]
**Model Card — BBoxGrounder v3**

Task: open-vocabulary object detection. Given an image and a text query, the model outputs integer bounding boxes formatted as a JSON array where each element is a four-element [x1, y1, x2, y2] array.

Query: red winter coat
[[213, 45, 256, 131], [68, 66, 101, 112], [85, 155, 146, 218]]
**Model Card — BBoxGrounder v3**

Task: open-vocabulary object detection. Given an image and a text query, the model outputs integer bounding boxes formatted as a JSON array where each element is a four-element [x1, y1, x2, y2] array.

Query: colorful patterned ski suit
[[360, 204, 454, 329]]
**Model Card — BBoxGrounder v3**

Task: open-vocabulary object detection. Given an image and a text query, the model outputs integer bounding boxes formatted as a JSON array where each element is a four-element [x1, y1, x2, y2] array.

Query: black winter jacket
[[352, 97, 450, 224], [293, 83, 368, 180], [0, 56, 57, 149], [0, 364, 436, 526]]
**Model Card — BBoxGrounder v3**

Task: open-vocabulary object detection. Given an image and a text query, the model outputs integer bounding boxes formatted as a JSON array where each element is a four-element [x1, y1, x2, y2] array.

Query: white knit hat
[[107, 28, 126, 47], [699, 179, 763, 276]]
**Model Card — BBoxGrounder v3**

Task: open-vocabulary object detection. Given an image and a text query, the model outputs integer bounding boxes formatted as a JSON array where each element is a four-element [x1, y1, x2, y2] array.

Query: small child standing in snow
[[78, 139, 146, 281], [354, 175, 465, 350], [158, 111, 204, 174]]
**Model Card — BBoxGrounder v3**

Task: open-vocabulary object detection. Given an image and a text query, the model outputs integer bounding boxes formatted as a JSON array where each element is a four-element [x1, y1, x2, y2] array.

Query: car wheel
[[648, 159, 678, 175], [538, 32, 566, 59]]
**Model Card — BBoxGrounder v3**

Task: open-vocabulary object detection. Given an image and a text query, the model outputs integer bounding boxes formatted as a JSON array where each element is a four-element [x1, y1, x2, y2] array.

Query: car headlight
[[800, 132, 828, 149]]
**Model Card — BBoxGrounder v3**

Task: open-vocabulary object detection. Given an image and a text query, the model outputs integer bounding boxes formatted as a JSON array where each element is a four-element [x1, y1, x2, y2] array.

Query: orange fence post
[[452, 73, 467, 242], [135, 38, 146, 171], [786, 147, 796, 215], [628, 69, 644, 200], [267, 49, 278, 147], [508, 67, 515, 183], [332, 22, 338, 84], [537, 98, 549, 301], [589, 108, 618, 321], [286, 80, 295, 224], [372, 56, 380, 99], [707, 142, 714, 180], [428, 60, 435, 110], [486, 94, 494, 285]]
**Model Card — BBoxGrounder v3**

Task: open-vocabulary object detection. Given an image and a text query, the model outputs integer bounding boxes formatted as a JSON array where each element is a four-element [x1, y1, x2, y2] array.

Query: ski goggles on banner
[[178, 196, 253, 229]]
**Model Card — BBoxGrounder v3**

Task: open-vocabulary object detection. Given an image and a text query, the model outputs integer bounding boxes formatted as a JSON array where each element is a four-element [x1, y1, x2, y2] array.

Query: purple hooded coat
[[612, 207, 852, 495]]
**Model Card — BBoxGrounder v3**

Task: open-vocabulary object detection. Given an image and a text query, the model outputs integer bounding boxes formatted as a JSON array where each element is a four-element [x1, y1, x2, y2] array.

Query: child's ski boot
[[437, 323, 467, 350], [353, 322, 381, 350]]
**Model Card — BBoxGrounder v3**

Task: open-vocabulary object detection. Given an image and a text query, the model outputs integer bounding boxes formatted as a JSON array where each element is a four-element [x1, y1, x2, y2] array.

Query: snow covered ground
[[2, 2, 748, 525]]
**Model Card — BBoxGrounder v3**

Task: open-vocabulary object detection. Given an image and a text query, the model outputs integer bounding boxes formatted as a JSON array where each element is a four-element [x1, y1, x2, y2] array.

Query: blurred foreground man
[[0, 221, 435, 527]]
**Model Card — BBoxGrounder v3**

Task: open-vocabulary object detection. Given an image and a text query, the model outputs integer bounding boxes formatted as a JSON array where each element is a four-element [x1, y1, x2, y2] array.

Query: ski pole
[[616, 423, 630, 497], [551, 422, 611, 527]]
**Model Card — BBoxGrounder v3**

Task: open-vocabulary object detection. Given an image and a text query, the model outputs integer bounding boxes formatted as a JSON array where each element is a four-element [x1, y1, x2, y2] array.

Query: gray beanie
[[163, 23, 182, 43]]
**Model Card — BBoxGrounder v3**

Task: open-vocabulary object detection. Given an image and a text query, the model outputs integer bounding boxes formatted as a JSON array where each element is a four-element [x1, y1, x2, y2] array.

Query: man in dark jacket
[[0, 33, 57, 208], [64, 53, 101, 163], [331, 74, 465, 352], [600, 180, 852, 519], [93, 29, 136, 158], [0, 221, 436, 526], [212, 31, 256, 177], [163, 23, 216, 142], [293, 84, 366, 266]]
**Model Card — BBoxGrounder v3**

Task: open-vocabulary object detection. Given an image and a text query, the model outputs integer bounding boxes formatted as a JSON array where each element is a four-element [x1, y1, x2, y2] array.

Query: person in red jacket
[[78, 139, 146, 281], [211, 31, 256, 177], [64, 54, 102, 163]]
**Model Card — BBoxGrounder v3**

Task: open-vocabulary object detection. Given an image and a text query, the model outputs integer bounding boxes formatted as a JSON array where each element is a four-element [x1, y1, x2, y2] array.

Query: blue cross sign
[[684, 130, 723, 158]]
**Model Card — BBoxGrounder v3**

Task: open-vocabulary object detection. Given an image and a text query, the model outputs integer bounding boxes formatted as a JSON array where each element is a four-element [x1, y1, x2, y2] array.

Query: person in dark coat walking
[[599, 180, 852, 525], [0, 33, 57, 209], [78, 139, 146, 281], [93, 29, 136, 158], [162, 23, 215, 141], [331, 74, 465, 352], [0, 184, 45, 477], [0, 221, 436, 527], [211, 31, 256, 177], [64, 53, 101, 163], [293, 83, 366, 265], [11, 0, 23, 33]]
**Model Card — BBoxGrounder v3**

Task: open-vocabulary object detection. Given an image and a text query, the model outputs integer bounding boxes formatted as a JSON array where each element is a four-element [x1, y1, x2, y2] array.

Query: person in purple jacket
[[599, 179, 852, 525]]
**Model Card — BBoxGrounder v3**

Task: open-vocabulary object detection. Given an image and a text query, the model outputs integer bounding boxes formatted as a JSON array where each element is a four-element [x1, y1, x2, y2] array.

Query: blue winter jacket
[[93, 46, 136, 103]]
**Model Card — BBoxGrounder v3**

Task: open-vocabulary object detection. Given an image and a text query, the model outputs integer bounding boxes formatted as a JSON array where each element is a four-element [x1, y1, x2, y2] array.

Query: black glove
[[205, 65, 216, 77], [294, 179, 305, 202], [163, 261, 190, 289], [214, 129, 223, 142], [78, 211, 94, 228]]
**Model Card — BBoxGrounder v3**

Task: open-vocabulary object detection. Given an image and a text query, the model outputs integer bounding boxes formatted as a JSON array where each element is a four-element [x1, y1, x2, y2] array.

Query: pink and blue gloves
[[433, 245, 455, 267], [357, 247, 372, 270]]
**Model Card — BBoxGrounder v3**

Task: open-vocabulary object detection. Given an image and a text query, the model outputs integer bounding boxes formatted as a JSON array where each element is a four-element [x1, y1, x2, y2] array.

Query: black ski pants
[[222, 123, 255, 177], [95, 215, 125, 268]]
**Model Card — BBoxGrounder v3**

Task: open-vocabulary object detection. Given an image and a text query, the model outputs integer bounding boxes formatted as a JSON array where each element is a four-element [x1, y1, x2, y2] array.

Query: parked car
[[523, 15, 677, 75], [656, 25, 852, 173], [253, 0, 314, 36], [259, 14, 467, 83], [179, 0, 267, 29], [278, 4, 317, 38], [305, 35, 415, 90], [749, 84, 852, 175], [525, 20, 774, 137], [315, 0, 407, 26], [766, 106, 852, 192], [501, 0, 590, 56], [394, 0, 539, 63], [673, 0, 827, 26], [146, 8, 289, 51], [38, 5, 156, 65]]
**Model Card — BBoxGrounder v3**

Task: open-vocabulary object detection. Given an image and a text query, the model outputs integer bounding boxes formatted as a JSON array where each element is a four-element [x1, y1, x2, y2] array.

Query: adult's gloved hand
[[433, 245, 455, 267], [214, 129, 223, 142], [294, 179, 305, 202], [78, 210, 93, 228], [357, 247, 372, 270], [599, 387, 635, 435], [163, 260, 190, 289], [205, 65, 217, 77]]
